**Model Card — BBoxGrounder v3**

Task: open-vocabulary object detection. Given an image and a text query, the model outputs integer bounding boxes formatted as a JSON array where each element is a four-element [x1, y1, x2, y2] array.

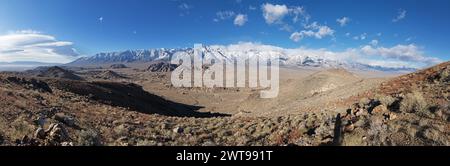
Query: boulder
[[61, 142, 74, 146], [34, 127, 46, 139], [371, 105, 388, 115], [46, 123, 69, 142], [383, 112, 398, 121], [344, 123, 355, 132], [54, 113, 75, 127], [354, 108, 366, 116]]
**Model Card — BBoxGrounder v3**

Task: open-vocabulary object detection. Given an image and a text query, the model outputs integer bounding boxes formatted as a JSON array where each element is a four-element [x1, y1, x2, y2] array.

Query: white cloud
[[336, 17, 350, 27], [98, 17, 104, 23], [261, 3, 289, 24], [289, 32, 302, 42], [280, 24, 293, 32], [290, 22, 334, 42], [290, 6, 309, 24], [345, 32, 351, 37], [178, 3, 193, 16], [234, 14, 248, 26], [178, 3, 192, 10], [405, 37, 415, 42], [261, 4, 310, 25], [249, 5, 257, 10], [360, 33, 367, 40], [215, 11, 235, 21], [216, 42, 440, 68], [208, 42, 441, 69], [392, 9, 407, 22], [353, 33, 367, 40], [370, 39, 378, 46], [0, 30, 80, 63], [360, 44, 441, 65]]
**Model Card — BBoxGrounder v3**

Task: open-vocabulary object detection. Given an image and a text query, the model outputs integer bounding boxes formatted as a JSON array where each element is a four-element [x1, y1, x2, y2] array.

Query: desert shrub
[[358, 98, 370, 108], [77, 129, 101, 146], [113, 124, 129, 136], [439, 67, 449, 81], [399, 91, 428, 114], [9, 117, 35, 140], [375, 94, 396, 107]]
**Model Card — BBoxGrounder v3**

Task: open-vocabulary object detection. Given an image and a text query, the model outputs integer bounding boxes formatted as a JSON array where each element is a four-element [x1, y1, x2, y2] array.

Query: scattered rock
[[344, 123, 355, 132], [117, 136, 128, 142], [117, 137, 129, 146], [6, 76, 52, 93], [371, 105, 388, 115], [46, 123, 69, 142], [16, 135, 39, 146], [61, 142, 74, 146]]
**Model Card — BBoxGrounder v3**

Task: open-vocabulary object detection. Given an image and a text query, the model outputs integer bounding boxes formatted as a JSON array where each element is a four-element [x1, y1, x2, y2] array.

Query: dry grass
[[77, 129, 101, 146], [375, 94, 396, 107], [400, 91, 428, 114]]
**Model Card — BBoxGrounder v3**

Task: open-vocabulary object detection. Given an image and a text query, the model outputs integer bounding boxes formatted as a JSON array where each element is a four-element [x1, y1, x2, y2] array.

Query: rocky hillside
[[337, 61, 450, 145], [0, 62, 448, 146], [33, 66, 83, 80]]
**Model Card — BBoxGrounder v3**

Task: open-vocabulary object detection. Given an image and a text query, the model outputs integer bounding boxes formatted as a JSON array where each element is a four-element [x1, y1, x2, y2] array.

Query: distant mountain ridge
[[69, 49, 186, 64], [0, 61, 63, 71], [67, 45, 416, 72]]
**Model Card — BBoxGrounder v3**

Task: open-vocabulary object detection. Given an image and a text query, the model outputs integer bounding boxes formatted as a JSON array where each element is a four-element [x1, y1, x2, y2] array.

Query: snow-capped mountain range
[[67, 43, 416, 72]]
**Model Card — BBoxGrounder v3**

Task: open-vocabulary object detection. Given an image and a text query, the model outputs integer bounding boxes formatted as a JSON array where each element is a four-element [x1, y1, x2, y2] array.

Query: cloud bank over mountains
[[214, 42, 440, 69], [0, 30, 80, 63]]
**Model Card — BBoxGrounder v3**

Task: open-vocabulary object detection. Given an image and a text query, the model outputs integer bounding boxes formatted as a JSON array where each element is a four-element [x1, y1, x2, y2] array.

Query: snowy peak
[[67, 45, 416, 72]]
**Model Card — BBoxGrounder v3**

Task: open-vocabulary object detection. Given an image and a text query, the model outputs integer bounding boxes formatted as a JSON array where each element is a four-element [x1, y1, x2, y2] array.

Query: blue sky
[[0, 0, 449, 67]]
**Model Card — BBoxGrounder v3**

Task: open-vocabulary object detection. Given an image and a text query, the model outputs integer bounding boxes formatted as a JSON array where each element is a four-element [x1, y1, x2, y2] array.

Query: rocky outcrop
[[147, 61, 178, 72], [36, 66, 83, 80]]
